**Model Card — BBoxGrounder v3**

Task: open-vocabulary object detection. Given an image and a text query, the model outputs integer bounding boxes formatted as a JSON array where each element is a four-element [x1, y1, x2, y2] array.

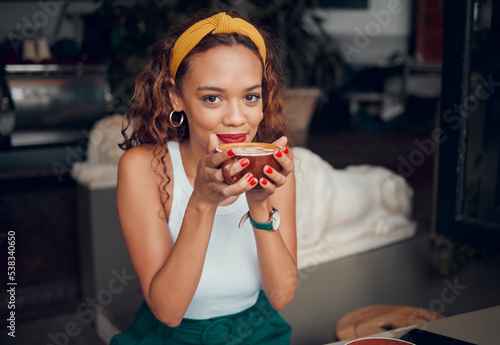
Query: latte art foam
[[216, 142, 281, 156], [231, 146, 275, 156]]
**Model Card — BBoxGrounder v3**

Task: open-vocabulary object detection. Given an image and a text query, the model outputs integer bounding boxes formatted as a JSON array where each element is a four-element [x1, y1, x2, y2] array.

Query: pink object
[[345, 337, 415, 345]]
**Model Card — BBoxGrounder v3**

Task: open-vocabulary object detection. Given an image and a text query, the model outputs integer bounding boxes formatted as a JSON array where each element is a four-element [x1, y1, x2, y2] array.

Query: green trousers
[[110, 290, 291, 345]]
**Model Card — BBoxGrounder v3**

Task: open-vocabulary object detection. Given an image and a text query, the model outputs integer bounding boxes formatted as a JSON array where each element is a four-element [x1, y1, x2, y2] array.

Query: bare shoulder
[[119, 144, 157, 170], [117, 144, 173, 219], [117, 144, 173, 205], [119, 144, 171, 179]]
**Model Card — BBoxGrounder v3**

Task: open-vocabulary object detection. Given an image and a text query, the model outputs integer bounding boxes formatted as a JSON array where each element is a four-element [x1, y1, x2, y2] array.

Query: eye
[[203, 95, 219, 103], [244, 94, 261, 103]]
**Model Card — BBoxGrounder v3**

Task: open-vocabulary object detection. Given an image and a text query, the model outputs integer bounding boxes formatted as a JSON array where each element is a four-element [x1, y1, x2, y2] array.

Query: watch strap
[[238, 207, 278, 231], [249, 214, 274, 231]]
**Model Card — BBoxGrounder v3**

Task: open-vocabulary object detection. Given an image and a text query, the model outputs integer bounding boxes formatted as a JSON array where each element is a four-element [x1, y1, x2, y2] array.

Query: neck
[[179, 140, 205, 176]]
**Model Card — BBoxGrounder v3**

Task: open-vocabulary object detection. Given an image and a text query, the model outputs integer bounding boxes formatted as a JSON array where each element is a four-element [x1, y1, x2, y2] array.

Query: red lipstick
[[217, 134, 247, 143]]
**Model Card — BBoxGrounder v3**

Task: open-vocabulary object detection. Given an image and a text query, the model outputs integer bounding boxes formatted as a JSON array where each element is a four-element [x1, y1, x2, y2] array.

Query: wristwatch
[[238, 207, 280, 231]]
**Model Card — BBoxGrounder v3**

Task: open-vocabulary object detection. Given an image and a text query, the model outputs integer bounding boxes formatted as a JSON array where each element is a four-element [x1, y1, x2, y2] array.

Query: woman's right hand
[[192, 133, 258, 205]]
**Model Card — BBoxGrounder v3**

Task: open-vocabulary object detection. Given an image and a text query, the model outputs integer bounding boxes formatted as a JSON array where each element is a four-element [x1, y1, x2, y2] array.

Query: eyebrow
[[197, 84, 262, 92]]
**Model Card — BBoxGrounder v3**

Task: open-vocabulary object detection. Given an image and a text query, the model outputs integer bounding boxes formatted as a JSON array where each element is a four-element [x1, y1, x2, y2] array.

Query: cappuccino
[[216, 142, 280, 155], [216, 142, 282, 188], [228, 146, 274, 156]]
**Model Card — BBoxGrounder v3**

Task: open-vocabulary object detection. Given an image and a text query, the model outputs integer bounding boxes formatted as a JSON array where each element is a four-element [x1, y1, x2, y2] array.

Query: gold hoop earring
[[168, 110, 185, 128]]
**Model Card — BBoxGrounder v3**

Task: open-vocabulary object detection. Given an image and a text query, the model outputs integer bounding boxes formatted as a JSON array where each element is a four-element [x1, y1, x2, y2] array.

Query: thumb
[[207, 133, 219, 153], [272, 136, 288, 149]]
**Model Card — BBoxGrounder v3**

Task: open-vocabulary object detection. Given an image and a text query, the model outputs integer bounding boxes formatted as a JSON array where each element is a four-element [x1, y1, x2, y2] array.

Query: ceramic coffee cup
[[216, 142, 282, 189]]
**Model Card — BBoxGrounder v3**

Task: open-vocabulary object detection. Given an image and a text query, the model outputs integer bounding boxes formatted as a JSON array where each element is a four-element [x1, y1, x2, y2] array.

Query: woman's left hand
[[245, 136, 294, 204]]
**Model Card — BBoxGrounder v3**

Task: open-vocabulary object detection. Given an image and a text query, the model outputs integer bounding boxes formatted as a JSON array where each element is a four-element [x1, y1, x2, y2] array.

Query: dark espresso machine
[[0, 67, 15, 149], [0, 64, 110, 172], [0, 64, 110, 322]]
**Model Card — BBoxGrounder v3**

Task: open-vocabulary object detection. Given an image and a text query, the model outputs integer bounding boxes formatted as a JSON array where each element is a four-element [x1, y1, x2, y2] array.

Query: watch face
[[271, 209, 281, 230]]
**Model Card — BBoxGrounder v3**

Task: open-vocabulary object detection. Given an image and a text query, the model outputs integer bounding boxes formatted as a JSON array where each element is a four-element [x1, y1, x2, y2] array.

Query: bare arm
[[117, 139, 261, 327], [245, 139, 298, 310], [251, 173, 297, 310], [117, 146, 218, 327]]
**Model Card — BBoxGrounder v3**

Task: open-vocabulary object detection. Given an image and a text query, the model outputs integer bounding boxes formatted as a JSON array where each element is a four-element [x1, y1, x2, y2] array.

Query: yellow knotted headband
[[169, 12, 266, 80]]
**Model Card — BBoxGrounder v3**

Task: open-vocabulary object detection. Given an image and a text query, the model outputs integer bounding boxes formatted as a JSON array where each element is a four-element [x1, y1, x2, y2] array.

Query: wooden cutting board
[[336, 305, 444, 341]]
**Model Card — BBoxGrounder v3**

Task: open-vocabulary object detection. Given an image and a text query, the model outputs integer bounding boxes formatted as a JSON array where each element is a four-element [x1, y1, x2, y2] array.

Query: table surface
[[325, 305, 500, 345]]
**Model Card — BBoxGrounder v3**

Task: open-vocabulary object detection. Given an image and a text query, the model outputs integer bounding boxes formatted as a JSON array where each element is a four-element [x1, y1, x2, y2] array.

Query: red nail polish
[[266, 167, 273, 174], [250, 179, 257, 186], [284, 147, 290, 154], [261, 179, 268, 186], [276, 151, 283, 158], [228, 149, 235, 157], [240, 160, 249, 167], [246, 174, 253, 182]]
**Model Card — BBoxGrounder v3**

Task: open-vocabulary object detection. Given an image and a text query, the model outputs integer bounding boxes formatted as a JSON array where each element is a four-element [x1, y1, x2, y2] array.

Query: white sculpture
[[293, 147, 416, 269], [72, 114, 128, 189]]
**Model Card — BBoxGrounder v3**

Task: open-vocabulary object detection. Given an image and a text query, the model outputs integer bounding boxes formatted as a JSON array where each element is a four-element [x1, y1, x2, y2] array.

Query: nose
[[223, 101, 246, 127]]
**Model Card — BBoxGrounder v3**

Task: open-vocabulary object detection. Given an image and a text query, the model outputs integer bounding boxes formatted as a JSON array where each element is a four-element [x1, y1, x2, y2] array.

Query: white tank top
[[167, 141, 261, 319]]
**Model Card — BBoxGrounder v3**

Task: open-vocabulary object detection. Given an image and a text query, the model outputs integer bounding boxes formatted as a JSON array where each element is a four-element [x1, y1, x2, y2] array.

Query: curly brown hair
[[119, 9, 287, 209]]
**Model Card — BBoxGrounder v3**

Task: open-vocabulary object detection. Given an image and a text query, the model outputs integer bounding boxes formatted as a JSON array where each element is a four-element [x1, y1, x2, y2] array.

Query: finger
[[205, 143, 239, 169], [264, 165, 287, 186], [259, 177, 277, 193], [221, 173, 257, 195], [272, 136, 288, 149], [226, 158, 250, 177], [245, 173, 259, 189], [215, 167, 226, 182], [207, 133, 219, 154], [282, 145, 292, 158], [273, 149, 294, 175]]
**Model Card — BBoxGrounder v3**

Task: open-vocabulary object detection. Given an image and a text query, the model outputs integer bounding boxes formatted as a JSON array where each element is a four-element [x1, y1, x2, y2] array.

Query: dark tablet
[[400, 329, 477, 345]]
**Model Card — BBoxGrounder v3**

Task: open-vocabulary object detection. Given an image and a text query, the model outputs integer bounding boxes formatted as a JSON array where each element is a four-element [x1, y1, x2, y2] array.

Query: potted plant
[[244, 0, 342, 145], [244, 0, 341, 89]]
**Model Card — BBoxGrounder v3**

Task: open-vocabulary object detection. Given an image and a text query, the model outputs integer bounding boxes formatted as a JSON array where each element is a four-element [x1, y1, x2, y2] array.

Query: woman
[[112, 9, 297, 345]]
